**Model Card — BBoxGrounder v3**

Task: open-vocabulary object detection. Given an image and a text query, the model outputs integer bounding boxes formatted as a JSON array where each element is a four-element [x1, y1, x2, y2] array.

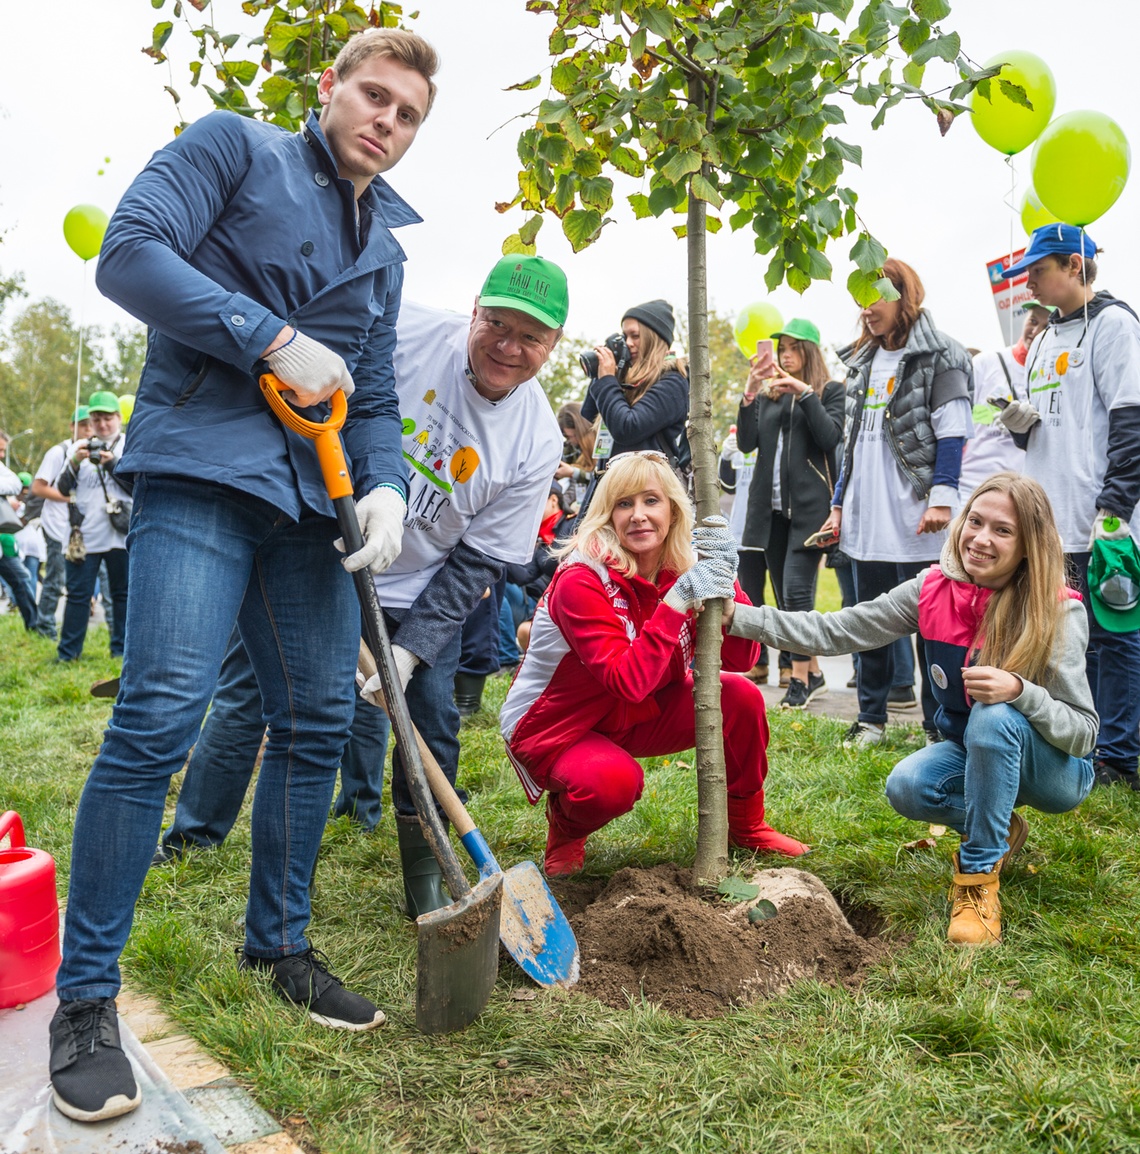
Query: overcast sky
[[1, 0, 1136, 366]]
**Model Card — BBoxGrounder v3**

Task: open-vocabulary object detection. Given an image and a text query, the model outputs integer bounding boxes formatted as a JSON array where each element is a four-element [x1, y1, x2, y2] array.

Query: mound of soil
[[551, 864, 890, 1019]]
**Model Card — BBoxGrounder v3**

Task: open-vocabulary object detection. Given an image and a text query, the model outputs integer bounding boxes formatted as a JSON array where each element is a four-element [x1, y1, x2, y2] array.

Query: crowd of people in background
[[5, 20, 1136, 1126]]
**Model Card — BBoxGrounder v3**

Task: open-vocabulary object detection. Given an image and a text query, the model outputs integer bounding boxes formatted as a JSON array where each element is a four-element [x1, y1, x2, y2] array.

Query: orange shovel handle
[[258, 373, 353, 501]]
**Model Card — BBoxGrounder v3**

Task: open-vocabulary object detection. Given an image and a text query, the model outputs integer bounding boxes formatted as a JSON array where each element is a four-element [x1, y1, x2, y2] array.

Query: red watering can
[[0, 811, 60, 1007]]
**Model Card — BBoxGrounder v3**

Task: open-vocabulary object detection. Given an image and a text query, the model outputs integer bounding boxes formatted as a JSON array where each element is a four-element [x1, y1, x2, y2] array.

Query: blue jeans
[[57, 476, 360, 999], [58, 549, 128, 660], [0, 553, 38, 629], [388, 606, 466, 820], [852, 559, 933, 728], [499, 583, 525, 665], [885, 703, 1093, 873], [35, 534, 66, 638], [1069, 551, 1140, 771], [335, 693, 390, 830]]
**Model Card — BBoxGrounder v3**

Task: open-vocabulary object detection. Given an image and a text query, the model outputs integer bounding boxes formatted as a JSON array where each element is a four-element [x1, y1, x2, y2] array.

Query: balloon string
[[74, 261, 88, 425], [1081, 226, 1090, 339], [1004, 156, 1018, 347]]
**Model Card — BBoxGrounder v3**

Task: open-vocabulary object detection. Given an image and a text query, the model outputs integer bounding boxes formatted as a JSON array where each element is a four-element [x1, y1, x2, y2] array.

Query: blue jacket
[[97, 110, 418, 519]]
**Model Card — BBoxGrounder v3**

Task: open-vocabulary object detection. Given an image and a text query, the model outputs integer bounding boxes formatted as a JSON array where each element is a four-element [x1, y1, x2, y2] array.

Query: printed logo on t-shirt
[[400, 392, 484, 532], [858, 373, 896, 443], [1027, 347, 1070, 427]]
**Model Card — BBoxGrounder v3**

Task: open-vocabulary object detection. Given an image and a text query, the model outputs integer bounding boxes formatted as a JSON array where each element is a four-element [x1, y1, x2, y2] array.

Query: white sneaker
[[842, 721, 884, 749]]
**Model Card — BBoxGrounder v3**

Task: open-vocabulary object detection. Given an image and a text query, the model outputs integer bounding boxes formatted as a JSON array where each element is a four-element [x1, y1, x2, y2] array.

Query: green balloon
[[118, 393, 136, 426], [1031, 110, 1131, 226], [1020, 186, 1060, 236], [970, 51, 1055, 156], [63, 204, 109, 262], [733, 302, 783, 358]]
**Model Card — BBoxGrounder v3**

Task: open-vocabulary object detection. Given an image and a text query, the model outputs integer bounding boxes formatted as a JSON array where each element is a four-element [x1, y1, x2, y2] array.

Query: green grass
[[5, 613, 1140, 1153]]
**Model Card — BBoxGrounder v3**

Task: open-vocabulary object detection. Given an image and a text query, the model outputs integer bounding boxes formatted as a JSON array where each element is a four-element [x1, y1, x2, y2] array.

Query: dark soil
[[549, 864, 891, 1019]]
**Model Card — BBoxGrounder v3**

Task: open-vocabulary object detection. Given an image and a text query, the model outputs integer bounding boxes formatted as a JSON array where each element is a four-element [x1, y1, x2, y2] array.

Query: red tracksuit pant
[[545, 672, 769, 840]]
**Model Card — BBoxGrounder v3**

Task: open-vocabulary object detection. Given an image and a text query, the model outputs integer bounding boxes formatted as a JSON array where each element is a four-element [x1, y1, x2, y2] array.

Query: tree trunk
[[687, 170, 729, 886]]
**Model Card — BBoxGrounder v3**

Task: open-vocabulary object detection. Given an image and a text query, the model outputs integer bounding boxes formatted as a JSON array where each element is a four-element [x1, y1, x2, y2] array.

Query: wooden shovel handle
[[357, 642, 476, 838]]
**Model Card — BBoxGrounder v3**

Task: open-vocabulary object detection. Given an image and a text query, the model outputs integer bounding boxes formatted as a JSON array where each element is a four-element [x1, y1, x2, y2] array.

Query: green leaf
[[690, 174, 723, 209], [151, 0, 165, 7], [537, 134, 573, 166], [266, 21, 303, 57], [912, 0, 951, 18], [997, 78, 1032, 110], [642, 8, 673, 38], [897, 17, 929, 54], [506, 75, 543, 92], [874, 275, 901, 301], [846, 268, 881, 308], [563, 208, 605, 252], [807, 247, 833, 280], [152, 21, 173, 50], [705, 215, 722, 234], [221, 61, 258, 86], [747, 899, 779, 923], [519, 215, 544, 245], [609, 145, 645, 177], [659, 149, 702, 184], [717, 878, 760, 902], [501, 231, 536, 256], [630, 28, 647, 60], [554, 173, 577, 214], [647, 184, 678, 217], [851, 231, 887, 273], [579, 175, 614, 209], [764, 253, 784, 293], [572, 151, 604, 178], [628, 192, 652, 219], [787, 266, 811, 293], [902, 60, 925, 87], [825, 137, 862, 165], [672, 223, 687, 238]]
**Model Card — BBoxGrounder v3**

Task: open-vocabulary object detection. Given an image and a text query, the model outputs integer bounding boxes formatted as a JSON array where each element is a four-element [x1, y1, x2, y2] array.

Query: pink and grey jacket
[[500, 552, 760, 802], [726, 544, 1098, 757]]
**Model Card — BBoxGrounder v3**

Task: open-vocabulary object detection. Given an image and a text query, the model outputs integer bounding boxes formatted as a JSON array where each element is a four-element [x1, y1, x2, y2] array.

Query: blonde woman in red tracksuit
[[500, 451, 810, 876]]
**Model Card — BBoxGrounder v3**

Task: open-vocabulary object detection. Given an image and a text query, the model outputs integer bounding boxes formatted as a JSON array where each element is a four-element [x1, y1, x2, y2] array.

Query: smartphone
[[755, 338, 776, 375], [803, 528, 840, 549], [986, 394, 1010, 410]]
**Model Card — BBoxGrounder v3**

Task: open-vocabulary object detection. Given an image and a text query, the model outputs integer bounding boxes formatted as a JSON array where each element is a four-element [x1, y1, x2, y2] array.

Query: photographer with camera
[[579, 300, 690, 510], [53, 391, 130, 663]]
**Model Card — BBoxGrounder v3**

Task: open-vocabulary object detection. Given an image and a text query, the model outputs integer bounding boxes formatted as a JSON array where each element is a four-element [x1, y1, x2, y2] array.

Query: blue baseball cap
[[1003, 224, 1097, 280]]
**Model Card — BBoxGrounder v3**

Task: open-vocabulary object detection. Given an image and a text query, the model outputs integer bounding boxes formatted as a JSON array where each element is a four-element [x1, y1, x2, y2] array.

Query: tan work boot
[[947, 851, 1002, 947]]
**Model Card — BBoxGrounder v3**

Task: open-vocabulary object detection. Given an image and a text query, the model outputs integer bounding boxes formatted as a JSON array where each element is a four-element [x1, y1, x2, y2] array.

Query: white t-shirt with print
[[841, 347, 972, 563], [35, 440, 74, 545], [371, 301, 564, 609], [727, 448, 757, 545], [959, 347, 1026, 498], [1022, 304, 1140, 552], [70, 435, 129, 556]]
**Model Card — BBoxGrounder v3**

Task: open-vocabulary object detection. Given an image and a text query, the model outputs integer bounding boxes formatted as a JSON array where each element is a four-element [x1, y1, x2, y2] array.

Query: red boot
[[543, 796, 587, 877], [727, 792, 810, 857]]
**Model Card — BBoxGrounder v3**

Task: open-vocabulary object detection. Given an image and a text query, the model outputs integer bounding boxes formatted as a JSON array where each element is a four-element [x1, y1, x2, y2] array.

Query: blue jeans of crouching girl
[[885, 702, 1093, 874]]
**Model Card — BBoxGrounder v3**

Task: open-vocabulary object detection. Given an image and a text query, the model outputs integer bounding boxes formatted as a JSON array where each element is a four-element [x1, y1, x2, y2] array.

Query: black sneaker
[[805, 671, 827, 703], [887, 685, 918, 710], [49, 998, 142, 1122], [1094, 758, 1140, 791], [238, 948, 386, 1031], [780, 677, 810, 710]]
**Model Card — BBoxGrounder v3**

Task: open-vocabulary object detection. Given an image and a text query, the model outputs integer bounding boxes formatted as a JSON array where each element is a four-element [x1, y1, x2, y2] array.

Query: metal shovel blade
[[415, 872, 503, 1034], [497, 860, 580, 989]]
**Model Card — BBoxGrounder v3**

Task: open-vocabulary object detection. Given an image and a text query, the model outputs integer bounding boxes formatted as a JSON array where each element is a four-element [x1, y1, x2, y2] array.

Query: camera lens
[[579, 350, 600, 379]]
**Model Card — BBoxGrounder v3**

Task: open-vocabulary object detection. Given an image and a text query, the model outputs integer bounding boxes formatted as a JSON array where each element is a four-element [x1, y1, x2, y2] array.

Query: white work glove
[[995, 400, 1041, 435], [720, 432, 738, 460], [693, 515, 740, 573], [340, 487, 406, 575], [664, 556, 736, 613], [358, 645, 419, 707], [265, 329, 355, 406], [1089, 509, 1132, 549]]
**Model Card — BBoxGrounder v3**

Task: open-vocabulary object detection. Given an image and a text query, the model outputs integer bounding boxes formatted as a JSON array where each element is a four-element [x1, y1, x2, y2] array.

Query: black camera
[[579, 333, 632, 382], [86, 437, 112, 462]]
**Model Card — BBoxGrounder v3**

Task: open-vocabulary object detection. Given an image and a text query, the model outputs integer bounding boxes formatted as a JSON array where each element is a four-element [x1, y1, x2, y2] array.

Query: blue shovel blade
[[460, 830, 580, 989]]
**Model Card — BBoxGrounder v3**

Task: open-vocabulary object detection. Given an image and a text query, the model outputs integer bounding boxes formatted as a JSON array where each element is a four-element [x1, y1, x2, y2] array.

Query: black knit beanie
[[622, 299, 675, 346]]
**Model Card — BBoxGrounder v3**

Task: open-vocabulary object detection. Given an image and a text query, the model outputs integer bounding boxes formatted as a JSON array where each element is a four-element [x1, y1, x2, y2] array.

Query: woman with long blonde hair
[[722, 472, 1096, 947], [501, 452, 808, 876]]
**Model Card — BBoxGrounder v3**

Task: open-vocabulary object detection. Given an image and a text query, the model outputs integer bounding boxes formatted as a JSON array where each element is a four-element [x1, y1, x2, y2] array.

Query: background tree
[[501, 0, 996, 882], [535, 333, 595, 411]]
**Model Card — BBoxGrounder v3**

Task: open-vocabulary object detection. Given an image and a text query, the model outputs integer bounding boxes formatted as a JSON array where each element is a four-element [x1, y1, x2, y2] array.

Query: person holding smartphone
[[817, 259, 974, 747], [737, 319, 845, 708]]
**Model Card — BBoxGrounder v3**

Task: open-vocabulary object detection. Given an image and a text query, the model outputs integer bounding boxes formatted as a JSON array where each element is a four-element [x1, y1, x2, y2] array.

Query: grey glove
[[664, 556, 736, 613], [693, 515, 739, 572], [265, 329, 355, 406], [995, 400, 1041, 435], [720, 431, 738, 461]]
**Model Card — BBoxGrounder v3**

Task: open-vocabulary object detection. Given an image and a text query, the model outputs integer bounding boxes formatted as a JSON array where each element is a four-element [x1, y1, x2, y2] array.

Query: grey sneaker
[[239, 948, 386, 1031], [49, 998, 142, 1122], [842, 721, 884, 749]]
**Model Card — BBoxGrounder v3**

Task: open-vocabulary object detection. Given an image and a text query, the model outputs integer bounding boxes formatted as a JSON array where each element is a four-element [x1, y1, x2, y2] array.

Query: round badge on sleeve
[[930, 663, 949, 690], [1069, 349, 1085, 368]]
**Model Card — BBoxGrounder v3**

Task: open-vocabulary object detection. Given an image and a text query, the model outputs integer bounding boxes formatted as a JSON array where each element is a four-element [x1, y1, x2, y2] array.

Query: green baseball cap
[[72, 406, 90, 423], [771, 317, 821, 346], [17, 472, 32, 488], [478, 255, 569, 330], [87, 391, 121, 415], [1023, 299, 1057, 313], [1088, 537, 1140, 633]]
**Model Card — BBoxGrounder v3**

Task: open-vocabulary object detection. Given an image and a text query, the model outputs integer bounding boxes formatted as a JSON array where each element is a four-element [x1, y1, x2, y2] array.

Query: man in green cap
[[53, 392, 131, 662], [31, 407, 92, 638]]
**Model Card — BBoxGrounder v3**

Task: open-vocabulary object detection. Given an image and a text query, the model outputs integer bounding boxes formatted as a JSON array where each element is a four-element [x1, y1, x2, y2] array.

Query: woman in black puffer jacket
[[737, 317, 845, 710], [581, 299, 690, 489]]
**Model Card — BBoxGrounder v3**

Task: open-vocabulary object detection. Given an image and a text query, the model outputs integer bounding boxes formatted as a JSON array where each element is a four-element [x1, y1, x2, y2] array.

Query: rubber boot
[[727, 792, 810, 857], [396, 817, 449, 920], [947, 851, 1002, 947], [453, 672, 486, 717]]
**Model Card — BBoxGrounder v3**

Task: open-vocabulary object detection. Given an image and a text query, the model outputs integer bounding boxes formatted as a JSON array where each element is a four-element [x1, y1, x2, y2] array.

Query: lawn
[[4, 610, 1140, 1154]]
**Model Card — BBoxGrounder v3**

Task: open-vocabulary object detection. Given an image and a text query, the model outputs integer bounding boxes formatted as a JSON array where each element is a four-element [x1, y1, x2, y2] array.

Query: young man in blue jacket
[[48, 29, 438, 1124]]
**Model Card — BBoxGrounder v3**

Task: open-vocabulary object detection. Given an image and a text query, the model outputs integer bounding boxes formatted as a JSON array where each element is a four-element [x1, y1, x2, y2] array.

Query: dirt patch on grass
[[550, 864, 890, 1019]]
